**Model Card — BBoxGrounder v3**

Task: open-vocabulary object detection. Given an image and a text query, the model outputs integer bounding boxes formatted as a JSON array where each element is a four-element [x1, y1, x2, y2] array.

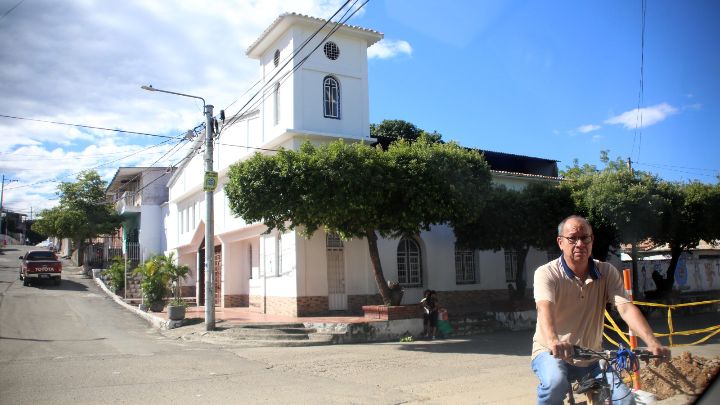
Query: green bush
[[133, 255, 170, 308], [102, 257, 126, 294]]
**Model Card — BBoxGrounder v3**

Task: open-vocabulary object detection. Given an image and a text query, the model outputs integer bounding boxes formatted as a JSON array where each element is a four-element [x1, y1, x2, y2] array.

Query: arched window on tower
[[323, 76, 340, 119]]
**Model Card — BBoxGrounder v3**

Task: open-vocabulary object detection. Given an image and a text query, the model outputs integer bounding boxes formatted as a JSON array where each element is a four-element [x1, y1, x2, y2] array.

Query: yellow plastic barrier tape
[[604, 299, 720, 347], [604, 310, 631, 346]]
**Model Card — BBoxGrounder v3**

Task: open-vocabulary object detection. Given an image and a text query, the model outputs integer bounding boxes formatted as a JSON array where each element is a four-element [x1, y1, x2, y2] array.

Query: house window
[[397, 237, 422, 287], [504, 250, 518, 282], [273, 49, 280, 67], [455, 247, 476, 284], [323, 76, 340, 119], [273, 82, 280, 126], [276, 233, 282, 277], [248, 244, 253, 279]]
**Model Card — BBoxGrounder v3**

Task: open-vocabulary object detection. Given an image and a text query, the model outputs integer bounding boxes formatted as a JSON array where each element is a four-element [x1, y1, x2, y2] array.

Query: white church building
[[163, 13, 561, 317]]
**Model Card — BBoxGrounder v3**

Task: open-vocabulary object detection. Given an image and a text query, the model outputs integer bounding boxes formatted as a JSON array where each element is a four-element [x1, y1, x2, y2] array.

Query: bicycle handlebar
[[572, 345, 663, 361]]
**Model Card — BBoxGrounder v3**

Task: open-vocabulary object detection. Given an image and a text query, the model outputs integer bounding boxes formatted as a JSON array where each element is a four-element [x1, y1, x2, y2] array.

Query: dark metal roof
[[371, 136, 559, 178]]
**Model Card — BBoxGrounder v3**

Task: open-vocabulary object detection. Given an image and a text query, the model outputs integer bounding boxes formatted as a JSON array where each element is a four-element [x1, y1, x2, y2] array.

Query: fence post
[[623, 268, 641, 390]]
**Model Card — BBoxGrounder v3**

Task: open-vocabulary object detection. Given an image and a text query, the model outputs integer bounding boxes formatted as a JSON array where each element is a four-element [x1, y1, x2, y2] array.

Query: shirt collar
[[560, 255, 601, 280]]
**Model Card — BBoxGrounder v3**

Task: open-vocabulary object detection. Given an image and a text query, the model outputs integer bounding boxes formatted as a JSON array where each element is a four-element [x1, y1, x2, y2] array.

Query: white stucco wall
[[138, 205, 163, 261]]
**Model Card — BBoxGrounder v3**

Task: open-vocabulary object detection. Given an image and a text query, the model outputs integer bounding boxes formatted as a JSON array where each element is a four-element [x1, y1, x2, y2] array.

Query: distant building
[[622, 241, 720, 296]]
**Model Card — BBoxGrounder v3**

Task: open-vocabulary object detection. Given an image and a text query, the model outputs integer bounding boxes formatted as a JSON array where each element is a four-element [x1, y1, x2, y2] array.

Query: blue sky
[[0, 0, 718, 217]]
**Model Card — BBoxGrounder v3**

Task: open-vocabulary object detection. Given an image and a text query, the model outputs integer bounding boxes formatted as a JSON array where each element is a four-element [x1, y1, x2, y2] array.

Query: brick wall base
[[348, 294, 383, 314], [436, 289, 534, 314], [362, 304, 422, 320], [224, 294, 248, 307]]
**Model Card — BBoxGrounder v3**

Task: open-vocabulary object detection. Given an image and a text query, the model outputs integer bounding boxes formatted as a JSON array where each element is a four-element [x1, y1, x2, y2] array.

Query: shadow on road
[[398, 329, 534, 356], [0, 335, 107, 343], [23, 278, 89, 291]]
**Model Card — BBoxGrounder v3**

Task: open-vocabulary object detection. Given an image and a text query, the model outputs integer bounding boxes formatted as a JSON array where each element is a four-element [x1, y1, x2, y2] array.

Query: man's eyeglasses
[[559, 235, 593, 245]]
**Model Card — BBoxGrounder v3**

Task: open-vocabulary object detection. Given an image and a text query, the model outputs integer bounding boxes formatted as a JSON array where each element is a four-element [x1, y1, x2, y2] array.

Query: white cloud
[[604, 103, 678, 129], [0, 0, 369, 214], [577, 124, 601, 133], [368, 39, 412, 59]]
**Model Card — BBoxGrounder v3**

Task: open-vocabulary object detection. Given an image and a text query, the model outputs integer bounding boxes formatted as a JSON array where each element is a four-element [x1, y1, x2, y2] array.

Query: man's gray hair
[[557, 215, 592, 236]]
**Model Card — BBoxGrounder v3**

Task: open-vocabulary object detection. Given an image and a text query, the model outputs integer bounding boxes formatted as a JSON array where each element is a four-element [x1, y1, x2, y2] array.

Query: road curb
[[92, 272, 183, 330]]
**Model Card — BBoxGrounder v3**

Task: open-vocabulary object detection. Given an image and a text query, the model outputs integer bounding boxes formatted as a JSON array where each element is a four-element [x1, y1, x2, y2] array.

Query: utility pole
[[203, 104, 216, 330], [1, 175, 18, 239], [141, 85, 216, 330]]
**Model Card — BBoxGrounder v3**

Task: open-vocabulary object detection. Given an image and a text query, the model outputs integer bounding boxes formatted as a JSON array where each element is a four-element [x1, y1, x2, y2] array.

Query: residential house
[[165, 13, 562, 317], [105, 167, 173, 266]]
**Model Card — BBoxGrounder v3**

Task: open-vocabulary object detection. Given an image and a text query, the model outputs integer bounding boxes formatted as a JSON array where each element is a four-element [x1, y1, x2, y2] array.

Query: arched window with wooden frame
[[323, 75, 340, 119]]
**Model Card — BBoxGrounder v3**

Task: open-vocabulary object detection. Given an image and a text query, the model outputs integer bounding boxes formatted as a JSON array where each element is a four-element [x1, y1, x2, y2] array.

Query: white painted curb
[[93, 271, 172, 330]]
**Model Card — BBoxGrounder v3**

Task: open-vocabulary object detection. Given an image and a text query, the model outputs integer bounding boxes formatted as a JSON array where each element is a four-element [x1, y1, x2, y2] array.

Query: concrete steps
[[211, 323, 338, 347]]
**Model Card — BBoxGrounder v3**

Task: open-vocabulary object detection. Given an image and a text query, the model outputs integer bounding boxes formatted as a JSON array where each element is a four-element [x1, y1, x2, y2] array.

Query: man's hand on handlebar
[[549, 340, 575, 362], [647, 343, 672, 365]]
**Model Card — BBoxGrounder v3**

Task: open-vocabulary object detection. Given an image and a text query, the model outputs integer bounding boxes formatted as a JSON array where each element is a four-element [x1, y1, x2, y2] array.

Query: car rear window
[[27, 251, 56, 260]]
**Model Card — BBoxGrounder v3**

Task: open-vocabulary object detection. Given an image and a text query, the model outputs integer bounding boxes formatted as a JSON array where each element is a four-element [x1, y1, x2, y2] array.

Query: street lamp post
[[142, 85, 216, 330]]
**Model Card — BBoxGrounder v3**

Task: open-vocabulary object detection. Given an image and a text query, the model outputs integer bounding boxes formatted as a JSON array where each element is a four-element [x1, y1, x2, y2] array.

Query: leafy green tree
[[652, 181, 720, 292], [225, 139, 491, 305], [454, 182, 574, 298], [561, 154, 667, 296], [32, 171, 122, 265], [370, 119, 443, 143], [560, 159, 620, 261]]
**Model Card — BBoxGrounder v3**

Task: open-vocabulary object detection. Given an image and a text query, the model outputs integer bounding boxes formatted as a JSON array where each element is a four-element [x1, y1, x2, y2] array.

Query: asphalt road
[[1, 244, 718, 405]]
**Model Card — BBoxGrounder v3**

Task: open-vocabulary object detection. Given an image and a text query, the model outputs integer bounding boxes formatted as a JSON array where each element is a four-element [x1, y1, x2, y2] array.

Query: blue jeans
[[531, 352, 636, 405]]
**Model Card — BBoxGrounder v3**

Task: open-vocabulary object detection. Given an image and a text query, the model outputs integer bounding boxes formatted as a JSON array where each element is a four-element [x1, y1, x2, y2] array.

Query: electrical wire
[[222, 0, 358, 130], [0, 113, 181, 140], [4, 137, 179, 191], [0, 0, 25, 23], [631, 0, 647, 163]]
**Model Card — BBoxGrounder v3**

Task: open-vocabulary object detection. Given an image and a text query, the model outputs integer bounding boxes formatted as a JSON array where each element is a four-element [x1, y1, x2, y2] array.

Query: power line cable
[[631, 0, 647, 163], [222, 0, 356, 130], [0, 0, 25, 23], [221, 0, 368, 152], [0, 113, 181, 140], [5, 137, 178, 191]]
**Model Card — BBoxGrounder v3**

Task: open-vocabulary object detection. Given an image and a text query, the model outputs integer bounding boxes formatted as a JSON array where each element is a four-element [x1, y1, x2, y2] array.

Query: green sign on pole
[[204, 171, 218, 192]]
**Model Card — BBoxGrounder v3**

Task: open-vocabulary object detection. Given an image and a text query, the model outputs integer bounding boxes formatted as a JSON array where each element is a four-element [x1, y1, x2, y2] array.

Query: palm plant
[[161, 252, 190, 306], [133, 254, 170, 312]]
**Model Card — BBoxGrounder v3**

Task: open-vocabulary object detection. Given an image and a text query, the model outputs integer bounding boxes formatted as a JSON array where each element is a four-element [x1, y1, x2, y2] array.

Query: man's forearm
[[617, 303, 662, 347]]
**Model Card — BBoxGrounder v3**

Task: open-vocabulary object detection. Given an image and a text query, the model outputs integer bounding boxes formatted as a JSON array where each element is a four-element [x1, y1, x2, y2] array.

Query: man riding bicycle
[[531, 215, 671, 404]]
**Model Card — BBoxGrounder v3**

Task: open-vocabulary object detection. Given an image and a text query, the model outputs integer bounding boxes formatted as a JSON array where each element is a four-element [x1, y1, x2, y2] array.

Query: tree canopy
[[225, 138, 491, 304], [370, 119, 443, 143], [32, 170, 121, 264], [561, 152, 720, 296], [454, 182, 573, 297]]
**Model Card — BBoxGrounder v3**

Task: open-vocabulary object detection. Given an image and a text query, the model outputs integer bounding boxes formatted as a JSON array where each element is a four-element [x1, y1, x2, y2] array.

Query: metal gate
[[326, 233, 347, 310]]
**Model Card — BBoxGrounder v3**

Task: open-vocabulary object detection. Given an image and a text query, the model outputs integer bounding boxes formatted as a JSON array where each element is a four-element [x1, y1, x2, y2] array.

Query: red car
[[19, 250, 62, 286]]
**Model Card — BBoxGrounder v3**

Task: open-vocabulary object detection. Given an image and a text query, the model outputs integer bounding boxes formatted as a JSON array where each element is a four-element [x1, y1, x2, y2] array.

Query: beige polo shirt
[[531, 256, 631, 362]]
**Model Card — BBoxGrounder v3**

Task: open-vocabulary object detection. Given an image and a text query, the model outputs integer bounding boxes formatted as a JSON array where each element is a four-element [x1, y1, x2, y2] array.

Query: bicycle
[[567, 345, 663, 405]]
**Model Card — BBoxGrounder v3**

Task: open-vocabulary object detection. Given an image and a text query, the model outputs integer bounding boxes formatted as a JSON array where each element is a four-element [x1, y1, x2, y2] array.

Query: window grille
[[323, 76, 340, 119], [455, 247, 476, 284], [505, 250, 518, 282], [397, 237, 422, 287], [323, 41, 340, 60]]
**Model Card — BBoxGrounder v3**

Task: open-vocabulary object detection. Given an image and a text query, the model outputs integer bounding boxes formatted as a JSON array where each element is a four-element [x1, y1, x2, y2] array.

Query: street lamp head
[[141, 85, 156, 92]]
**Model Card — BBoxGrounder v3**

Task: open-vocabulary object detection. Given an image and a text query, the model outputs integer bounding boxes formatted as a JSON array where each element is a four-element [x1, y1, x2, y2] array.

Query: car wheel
[[54, 278, 61, 286], [22, 278, 29, 286]]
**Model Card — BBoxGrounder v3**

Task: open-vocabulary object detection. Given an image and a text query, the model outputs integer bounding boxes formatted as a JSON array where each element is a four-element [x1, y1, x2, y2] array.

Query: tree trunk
[[664, 243, 683, 293], [365, 229, 393, 305], [630, 242, 639, 298], [514, 246, 529, 299], [76, 238, 85, 266]]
